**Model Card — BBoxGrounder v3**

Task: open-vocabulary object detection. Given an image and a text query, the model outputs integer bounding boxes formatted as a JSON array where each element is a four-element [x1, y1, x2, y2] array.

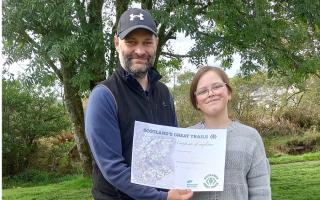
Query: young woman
[[189, 66, 271, 200]]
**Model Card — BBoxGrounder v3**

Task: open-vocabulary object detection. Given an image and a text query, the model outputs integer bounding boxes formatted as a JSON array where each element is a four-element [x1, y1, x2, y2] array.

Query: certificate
[[131, 121, 227, 191]]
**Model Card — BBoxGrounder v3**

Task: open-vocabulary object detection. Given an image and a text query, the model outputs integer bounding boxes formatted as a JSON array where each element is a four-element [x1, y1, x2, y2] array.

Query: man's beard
[[119, 50, 156, 79]]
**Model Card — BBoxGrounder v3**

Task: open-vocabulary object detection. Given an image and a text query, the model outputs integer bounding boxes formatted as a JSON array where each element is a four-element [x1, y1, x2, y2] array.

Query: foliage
[[157, 57, 183, 84], [172, 71, 202, 127], [4, 0, 319, 98], [191, 0, 320, 82], [3, 0, 320, 175], [2, 0, 104, 175], [284, 131, 320, 154], [28, 133, 81, 175], [2, 0, 106, 91], [2, 75, 71, 176], [264, 129, 320, 157]]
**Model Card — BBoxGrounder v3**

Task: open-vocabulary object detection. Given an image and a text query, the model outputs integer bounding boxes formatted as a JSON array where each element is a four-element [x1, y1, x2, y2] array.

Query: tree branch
[[162, 52, 192, 58], [287, 90, 304, 103], [21, 31, 63, 81], [141, 0, 153, 10], [75, 0, 87, 27], [194, 1, 214, 15], [315, 72, 320, 80], [164, 27, 176, 42]]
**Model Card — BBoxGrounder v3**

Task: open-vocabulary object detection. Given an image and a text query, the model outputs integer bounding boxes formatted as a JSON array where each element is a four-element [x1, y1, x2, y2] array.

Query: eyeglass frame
[[194, 82, 228, 97]]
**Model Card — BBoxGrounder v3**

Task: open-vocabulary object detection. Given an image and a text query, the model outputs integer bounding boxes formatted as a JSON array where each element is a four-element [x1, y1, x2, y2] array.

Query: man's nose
[[134, 45, 146, 56]]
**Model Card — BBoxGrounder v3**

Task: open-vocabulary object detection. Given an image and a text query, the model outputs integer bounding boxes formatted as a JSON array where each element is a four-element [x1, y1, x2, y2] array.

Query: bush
[[28, 132, 81, 175], [2, 79, 72, 176], [282, 108, 316, 129], [270, 130, 320, 155]]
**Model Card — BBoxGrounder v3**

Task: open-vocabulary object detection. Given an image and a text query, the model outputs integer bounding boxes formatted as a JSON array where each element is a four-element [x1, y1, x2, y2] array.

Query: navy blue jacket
[[85, 66, 177, 200]]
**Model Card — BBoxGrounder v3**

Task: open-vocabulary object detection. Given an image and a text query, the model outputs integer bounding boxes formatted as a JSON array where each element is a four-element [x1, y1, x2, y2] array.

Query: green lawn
[[3, 160, 320, 200], [2, 176, 92, 200], [271, 160, 320, 200]]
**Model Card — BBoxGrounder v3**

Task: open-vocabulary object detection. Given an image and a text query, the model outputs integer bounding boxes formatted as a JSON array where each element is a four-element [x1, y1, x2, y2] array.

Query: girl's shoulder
[[229, 121, 263, 143], [187, 121, 204, 129]]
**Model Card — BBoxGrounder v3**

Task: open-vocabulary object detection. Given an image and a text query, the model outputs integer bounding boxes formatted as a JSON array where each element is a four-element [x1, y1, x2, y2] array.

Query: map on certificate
[[131, 121, 227, 191]]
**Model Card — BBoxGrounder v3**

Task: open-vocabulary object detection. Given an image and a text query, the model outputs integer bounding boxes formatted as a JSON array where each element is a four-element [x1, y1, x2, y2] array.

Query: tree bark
[[88, 0, 106, 89], [61, 60, 92, 176], [107, 0, 129, 76]]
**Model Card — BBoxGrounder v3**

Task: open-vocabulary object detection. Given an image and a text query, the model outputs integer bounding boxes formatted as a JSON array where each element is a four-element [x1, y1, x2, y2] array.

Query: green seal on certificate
[[203, 174, 219, 188]]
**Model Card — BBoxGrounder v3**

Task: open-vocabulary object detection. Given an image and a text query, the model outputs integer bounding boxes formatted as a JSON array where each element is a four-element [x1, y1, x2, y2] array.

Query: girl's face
[[195, 71, 231, 117]]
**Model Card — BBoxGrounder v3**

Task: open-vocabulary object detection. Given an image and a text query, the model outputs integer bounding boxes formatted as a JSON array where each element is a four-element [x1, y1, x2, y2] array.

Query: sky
[[172, 32, 241, 78]]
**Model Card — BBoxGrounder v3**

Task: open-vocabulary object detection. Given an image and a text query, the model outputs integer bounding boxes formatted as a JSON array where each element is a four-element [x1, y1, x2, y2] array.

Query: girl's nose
[[208, 89, 215, 97]]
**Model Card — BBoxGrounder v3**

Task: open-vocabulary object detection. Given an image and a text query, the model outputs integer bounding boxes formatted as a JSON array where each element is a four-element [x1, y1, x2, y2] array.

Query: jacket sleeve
[[85, 85, 167, 200], [247, 131, 272, 200]]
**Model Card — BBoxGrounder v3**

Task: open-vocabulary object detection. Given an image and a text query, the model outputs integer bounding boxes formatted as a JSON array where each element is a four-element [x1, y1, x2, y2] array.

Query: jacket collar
[[115, 65, 162, 91]]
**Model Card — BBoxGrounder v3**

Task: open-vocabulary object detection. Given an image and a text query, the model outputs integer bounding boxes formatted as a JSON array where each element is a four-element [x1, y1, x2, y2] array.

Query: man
[[85, 8, 193, 200]]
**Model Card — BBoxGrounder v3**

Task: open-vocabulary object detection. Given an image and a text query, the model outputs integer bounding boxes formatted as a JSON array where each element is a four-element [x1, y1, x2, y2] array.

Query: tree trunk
[[106, 0, 130, 76], [61, 60, 92, 176], [88, 0, 106, 89]]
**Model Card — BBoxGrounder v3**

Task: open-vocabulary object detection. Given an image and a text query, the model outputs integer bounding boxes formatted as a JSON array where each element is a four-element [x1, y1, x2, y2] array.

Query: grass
[[3, 155, 320, 200], [271, 160, 320, 200], [2, 176, 92, 200], [269, 151, 320, 164], [2, 169, 78, 189]]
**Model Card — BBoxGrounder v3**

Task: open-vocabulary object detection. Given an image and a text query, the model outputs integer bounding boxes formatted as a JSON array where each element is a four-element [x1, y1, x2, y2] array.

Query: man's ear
[[155, 37, 159, 47], [114, 35, 120, 52]]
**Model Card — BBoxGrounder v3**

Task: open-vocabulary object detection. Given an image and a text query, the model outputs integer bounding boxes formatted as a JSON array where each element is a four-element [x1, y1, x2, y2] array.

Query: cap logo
[[130, 13, 144, 21]]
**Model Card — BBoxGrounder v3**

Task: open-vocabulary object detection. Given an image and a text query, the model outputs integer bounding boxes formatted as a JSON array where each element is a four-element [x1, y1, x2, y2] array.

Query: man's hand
[[167, 189, 193, 200]]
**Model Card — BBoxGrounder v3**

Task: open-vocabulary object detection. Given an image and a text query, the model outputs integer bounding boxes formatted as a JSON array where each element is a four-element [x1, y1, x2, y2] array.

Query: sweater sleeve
[[247, 131, 272, 200], [85, 85, 167, 200]]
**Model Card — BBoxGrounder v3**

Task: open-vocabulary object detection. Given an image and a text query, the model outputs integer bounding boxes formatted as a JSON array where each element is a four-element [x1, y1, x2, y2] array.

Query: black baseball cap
[[117, 8, 157, 39]]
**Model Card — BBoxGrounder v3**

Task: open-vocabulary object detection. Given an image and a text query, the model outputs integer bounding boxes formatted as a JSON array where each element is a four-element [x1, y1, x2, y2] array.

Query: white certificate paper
[[131, 121, 227, 191]]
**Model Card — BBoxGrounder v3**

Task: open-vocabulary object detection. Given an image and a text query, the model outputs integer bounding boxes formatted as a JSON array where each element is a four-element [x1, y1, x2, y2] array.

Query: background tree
[[172, 71, 202, 127], [2, 72, 71, 176], [190, 0, 320, 81], [3, 0, 319, 175]]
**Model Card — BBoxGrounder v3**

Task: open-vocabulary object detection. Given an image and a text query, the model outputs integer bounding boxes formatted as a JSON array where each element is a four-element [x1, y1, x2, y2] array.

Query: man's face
[[115, 29, 158, 79]]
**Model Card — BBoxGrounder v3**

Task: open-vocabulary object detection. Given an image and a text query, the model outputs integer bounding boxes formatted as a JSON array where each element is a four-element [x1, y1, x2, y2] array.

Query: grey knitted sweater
[[188, 121, 271, 200]]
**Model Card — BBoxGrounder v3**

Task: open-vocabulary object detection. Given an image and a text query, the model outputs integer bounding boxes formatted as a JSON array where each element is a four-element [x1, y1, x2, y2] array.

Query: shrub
[[285, 131, 320, 155], [28, 132, 80, 175], [281, 108, 315, 129], [2, 79, 71, 176]]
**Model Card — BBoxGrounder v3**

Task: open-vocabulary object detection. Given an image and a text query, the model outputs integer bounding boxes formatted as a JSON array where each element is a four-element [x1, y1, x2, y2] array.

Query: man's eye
[[126, 41, 135, 45], [144, 41, 153, 45]]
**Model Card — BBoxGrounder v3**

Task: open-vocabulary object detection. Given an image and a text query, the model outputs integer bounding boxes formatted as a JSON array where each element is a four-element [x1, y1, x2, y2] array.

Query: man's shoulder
[[100, 74, 117, 85], [156, 81, 170, 89]]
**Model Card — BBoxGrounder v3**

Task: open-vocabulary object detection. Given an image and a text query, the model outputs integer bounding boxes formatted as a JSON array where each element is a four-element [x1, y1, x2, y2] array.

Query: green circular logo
[[203, 174, 219, 188]]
